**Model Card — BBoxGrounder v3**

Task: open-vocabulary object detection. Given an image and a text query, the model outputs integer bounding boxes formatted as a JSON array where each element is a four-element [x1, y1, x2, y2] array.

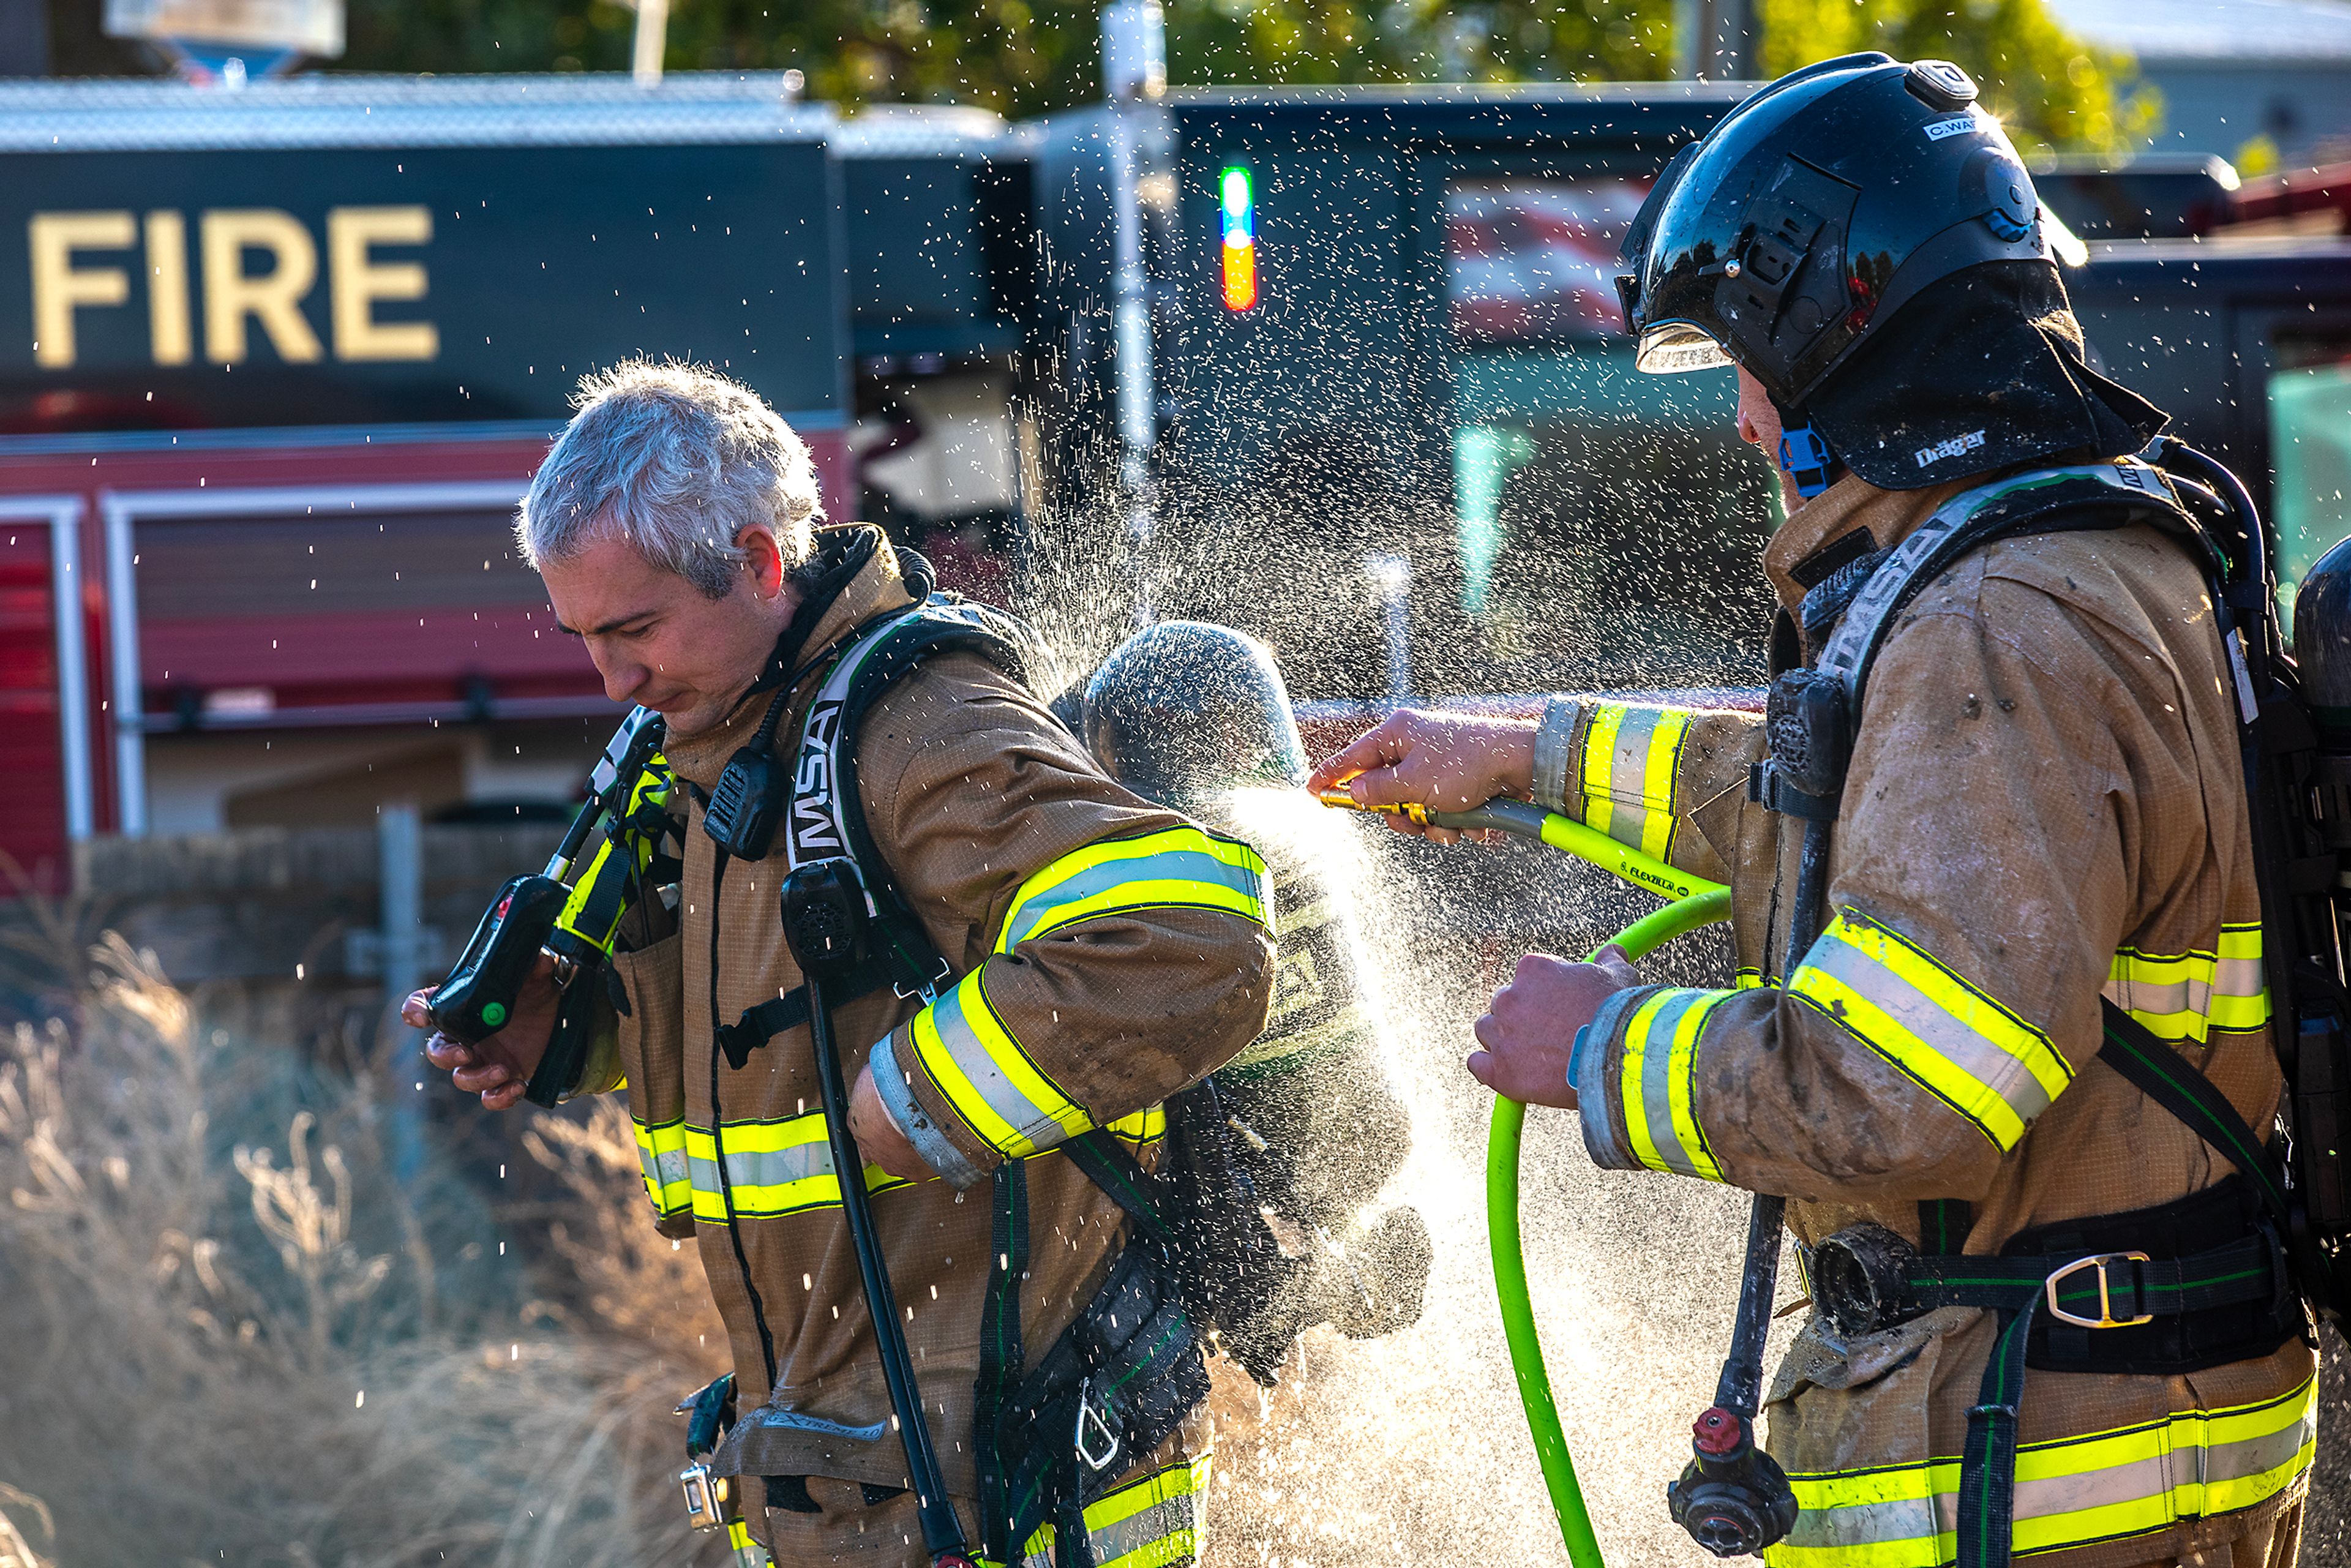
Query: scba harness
[[696, 593, 1293, 1567], [1685, 446, 2338, 1568]]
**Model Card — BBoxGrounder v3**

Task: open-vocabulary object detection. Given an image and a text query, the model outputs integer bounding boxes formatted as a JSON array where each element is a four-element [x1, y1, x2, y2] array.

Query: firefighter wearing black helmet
[[1314, 54, 2315, 1568]]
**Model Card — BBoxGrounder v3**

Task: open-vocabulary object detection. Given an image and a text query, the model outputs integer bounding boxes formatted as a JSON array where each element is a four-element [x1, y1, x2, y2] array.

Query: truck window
[[2272, 330, 2351, 631], [1444, 176, 1777, 692]]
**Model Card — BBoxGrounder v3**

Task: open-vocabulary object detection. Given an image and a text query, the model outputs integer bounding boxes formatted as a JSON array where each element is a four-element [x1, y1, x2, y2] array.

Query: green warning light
[[482, 1002, 508, 1027]]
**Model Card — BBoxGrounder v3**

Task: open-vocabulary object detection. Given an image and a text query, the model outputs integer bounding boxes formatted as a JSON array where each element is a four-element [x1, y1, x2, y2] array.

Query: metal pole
[[379, 800, 424, 1023], [1102, 1, 1165, 628], [1364, 553, 1412, 706], [633, 0, 669, 87], [1671, 0, 1757, 80]]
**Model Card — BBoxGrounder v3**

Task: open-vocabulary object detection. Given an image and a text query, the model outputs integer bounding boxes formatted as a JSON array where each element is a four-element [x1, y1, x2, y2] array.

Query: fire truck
[[3, 72, 2347, 891]]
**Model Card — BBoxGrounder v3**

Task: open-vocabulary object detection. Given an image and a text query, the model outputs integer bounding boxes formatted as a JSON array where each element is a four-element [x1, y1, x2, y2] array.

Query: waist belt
[[1809, 999, 2308, 1568]]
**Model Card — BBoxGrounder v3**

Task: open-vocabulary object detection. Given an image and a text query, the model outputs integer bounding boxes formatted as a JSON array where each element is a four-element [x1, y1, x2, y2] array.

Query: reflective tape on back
[[2105, 922, 2270, 1043], [1011, 1454, 1207, 1568], [1788, 908, 2072, 1151], [1763, 1374, 2317, 1567]]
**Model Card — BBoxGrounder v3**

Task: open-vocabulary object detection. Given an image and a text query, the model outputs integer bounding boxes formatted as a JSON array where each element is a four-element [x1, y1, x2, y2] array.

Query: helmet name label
[[1915, 430, 1987, 468], [1923, 115, 1980, 142]]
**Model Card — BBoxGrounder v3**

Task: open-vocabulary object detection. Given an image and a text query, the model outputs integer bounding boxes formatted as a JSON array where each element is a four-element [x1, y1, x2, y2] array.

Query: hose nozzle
[[1314, 789, 1433, 826]]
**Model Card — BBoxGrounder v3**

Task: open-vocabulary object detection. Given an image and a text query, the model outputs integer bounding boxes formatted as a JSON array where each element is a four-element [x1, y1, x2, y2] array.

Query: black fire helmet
[[1616, 54, 2161, 490]]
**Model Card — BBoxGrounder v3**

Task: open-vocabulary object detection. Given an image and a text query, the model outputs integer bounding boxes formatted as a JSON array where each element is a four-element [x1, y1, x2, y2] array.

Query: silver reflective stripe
[[1799, 931, 2060, 1127], [924, 977, 1068, 1150], [687, 1139, 831, 1195], [1001, 847, 1257, 950], [1632, 989, 1715, 1179], [1087, 1489, 1196, 1565], [1780, 1491, 1941, 1553], [1607, 705, 1668, 847]]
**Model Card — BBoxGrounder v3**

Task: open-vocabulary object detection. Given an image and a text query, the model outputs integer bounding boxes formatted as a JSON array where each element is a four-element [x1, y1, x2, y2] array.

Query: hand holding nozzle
[[1306, 708, 1537, 844]]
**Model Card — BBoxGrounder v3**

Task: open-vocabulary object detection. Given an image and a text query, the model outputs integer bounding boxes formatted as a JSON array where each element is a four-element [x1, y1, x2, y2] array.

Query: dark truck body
[[1027, 89, 2351, 708]]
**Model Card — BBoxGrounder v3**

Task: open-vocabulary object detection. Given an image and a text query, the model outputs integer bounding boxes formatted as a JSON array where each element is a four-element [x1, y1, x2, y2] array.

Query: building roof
[[0, 71, 831, 151], [2045, 0, 2351, 62]]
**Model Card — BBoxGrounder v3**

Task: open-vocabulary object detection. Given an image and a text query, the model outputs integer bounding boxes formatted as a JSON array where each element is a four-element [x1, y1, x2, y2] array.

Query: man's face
[[1735, 366, 1803, 514], [543, 525, 795, 739]]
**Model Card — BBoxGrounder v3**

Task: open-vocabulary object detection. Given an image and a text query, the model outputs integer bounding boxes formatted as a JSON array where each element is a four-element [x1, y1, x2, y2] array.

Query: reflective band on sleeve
[[1577, 703, 1690, 863], [684, 1109, 915, 1225], [1734, 967, 1772, 991], [1763, 1374, 2317, 1567], [912, 967, 1093, 1158], [1013, 1454, 1208, 1568], [997, 826, 1270, 954], [633, 1114, 693, 1218], [1788, 907, 2072, 1152], [2105, 921, 2271, 1043], [1616, 988, 1731, 1182]]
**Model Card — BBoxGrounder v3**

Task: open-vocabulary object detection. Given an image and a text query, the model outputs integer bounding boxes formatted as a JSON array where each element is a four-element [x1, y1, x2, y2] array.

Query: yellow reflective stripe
[[1018, 1455, 1207, 1568], [683, 1111, 915, 1224], [1106, 1103, 1167, 1149], [997, 827, 1270, 954], [1577, 703, 1689, 862], [633, 1114, 692, 1217], [913, 968, 1092, 1158], [1789, 908, 2071, 1152], [1733, 967, 1772, 991], [1763, 1375, 2317, 1567], [1618, 988, 1730, 1182], [2105, 921, 2271, 1043]]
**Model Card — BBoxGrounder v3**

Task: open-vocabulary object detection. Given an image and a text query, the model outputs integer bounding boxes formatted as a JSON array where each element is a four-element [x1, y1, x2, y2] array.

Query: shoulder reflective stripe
[[998, 827, 1271, 954], [683, 1111, 915, 1223], [1618, 987, 1731, 1182], [2105, 923, 2271, 1043], [913, 967, 1093, 1158], [1578, 704, 1689, 862], [1788, 908, 2072, 1152], [1761, 1374, 2317, 1567], [633, 1114, 693, 1217], [1015, 1455, 1207, 1568]]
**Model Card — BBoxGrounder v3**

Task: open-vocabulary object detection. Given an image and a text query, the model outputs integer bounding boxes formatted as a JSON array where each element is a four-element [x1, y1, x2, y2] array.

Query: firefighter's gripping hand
[[847, 1065, 932, 1182], [1468, 947, 1641, 1109], [405, 952, 559, 1112], [1307, 708, 1535, 845]]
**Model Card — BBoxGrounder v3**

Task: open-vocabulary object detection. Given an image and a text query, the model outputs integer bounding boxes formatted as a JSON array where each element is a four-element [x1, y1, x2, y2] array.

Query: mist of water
[[1199, 784, 1780, 1567]]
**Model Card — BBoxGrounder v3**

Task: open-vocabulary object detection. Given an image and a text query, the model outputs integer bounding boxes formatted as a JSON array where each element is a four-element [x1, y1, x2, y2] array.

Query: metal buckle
[[2044, 1252, 2154, 1329], [679, 1461, 728, 1531], [894, 952, 954, 1005], [1073, 1376, 1121, 1473]]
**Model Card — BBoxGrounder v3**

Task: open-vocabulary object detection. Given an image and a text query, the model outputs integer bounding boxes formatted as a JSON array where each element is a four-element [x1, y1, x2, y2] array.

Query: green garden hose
[[1321, 791, 1732, 1566]]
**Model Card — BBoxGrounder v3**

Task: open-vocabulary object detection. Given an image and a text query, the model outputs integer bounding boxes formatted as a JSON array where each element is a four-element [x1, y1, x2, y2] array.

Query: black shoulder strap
[[2098, 999, 2292, 1226], [784, 597, 1049, 1002]]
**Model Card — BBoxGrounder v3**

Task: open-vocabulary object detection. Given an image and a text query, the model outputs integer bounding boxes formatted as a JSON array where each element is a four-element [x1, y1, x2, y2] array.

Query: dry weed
[[0, 934, 729, 1566]]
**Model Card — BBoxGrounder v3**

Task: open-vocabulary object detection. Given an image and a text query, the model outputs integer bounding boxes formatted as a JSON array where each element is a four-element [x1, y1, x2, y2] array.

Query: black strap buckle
[[2044, 1252, 2154, 1329]]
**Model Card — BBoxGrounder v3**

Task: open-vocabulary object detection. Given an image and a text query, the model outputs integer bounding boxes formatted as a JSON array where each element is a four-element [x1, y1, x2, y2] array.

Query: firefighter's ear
[[736, 525, 787, 601]]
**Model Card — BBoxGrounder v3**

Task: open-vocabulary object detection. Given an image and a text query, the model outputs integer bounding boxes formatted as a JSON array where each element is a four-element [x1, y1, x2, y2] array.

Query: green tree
[[327, 0, 2151, 156], [1755, 0, 2158, 158]]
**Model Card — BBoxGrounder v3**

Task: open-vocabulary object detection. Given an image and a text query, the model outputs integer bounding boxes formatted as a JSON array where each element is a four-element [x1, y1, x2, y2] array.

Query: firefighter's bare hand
[[1468, 947, 1641, 1109], [408, 953, 560, 1112], [849, 1065, 931, 1182], [1307, 708, 1535, 846]]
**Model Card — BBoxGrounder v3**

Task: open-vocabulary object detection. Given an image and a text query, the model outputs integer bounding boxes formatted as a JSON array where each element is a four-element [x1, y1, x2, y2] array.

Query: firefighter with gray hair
[[408, 358, 1276, 1566]]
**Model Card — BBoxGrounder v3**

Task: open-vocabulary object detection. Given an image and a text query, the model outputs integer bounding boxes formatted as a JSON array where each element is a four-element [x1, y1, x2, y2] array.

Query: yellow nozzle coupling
[[1314, 789, 1433, 826]]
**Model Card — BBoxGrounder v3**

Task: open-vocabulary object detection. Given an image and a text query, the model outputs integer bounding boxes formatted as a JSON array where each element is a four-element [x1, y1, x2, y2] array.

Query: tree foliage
[[328, 0, 2151, 154]]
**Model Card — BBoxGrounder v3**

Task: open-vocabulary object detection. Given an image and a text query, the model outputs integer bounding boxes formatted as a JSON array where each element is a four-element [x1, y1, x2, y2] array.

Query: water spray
[[1318, 789, 1733, 1567]]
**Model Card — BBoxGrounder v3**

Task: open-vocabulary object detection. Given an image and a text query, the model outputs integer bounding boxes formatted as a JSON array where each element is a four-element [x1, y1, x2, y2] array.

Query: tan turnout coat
[[588, 530, 1277, 1557], [1563, 471, 2317, 1567]]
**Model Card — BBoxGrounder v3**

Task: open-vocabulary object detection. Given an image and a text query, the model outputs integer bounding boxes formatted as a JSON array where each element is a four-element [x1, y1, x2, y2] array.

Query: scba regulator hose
[[1321, 792, 1731, 1567]]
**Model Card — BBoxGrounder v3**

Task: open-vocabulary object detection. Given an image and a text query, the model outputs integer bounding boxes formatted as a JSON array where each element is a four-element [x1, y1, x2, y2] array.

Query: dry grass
[[0, 931, 730, 1567]]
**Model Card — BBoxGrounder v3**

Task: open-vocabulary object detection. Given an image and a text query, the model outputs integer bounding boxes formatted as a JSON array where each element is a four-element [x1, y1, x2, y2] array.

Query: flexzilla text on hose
[[1319, 789, 1733, 1567]]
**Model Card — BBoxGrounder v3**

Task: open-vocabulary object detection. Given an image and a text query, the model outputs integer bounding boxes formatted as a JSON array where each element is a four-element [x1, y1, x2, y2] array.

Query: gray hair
[[517, 359, 823, 599]]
